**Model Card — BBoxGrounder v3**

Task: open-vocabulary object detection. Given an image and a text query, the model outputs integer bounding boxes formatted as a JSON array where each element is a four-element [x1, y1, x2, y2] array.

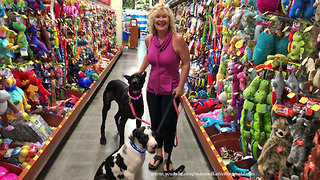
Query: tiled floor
[[37, 36, 216, 180]]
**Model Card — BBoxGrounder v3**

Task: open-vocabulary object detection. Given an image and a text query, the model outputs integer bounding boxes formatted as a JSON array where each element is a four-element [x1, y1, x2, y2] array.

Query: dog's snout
[[152, 144, 158, 150]]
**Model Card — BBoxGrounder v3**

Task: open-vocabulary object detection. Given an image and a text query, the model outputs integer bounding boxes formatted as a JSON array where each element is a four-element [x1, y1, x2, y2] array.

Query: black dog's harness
[[127, 91, 151, 125]]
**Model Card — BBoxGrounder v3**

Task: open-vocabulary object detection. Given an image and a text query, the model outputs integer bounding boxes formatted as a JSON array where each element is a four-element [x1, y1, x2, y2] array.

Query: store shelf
[[182, 95, 233, 180], [17, 47, 123, 180]]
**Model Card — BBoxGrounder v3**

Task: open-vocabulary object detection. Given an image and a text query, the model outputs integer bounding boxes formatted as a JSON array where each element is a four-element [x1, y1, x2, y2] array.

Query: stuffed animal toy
[[276, 36, 290, 56], [285, 73, 299, 102], [237, 72, 247, 91], [300, 130, 320, 180], [40, 24, 52, 51], [314, 0, 320, 26], [0, 25, 18, 59], [287, 31, 305, 62], [296, 56, 317, 85], [258, 117, 293, 180], [302, 32, 313, 58], [289, 0, 304, 18], [286, 114, 320, 175], [244, 75, 260, 100], [312, 59, 320, 90], [253, 31, 276, 65], [12, 21, 28, 56], [239, 9, 256, 36], [240, 99, 255, 155], [0, 75, 22, 130], [222, 29, 231, 55], [229, 64, 244, 108], [4, 77, 30, 119], [228, 36, 242, 55], [28, 25, 52, 56], [267, 54, 289, 69], [254, 79, 269, 104], [230, 8, 242, 29], [257, 0, 280, 14], [272, 71, 285, 105]]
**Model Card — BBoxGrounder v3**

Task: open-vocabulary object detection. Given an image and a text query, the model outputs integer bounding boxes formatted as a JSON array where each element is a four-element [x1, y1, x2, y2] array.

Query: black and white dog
[[100, 72, 146, 147], [95, 126, 157, 180]]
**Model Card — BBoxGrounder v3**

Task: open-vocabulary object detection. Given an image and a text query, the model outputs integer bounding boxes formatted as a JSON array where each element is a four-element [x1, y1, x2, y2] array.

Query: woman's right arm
[[136, 35, 152, 74]]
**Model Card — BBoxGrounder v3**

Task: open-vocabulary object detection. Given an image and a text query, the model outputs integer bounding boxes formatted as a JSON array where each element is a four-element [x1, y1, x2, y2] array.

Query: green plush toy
[[302, 32, 313, 58], [240, 99, 255, 155], [266, 81, 273, 105], [287, 31, 304, 61], [254, 79, 269, 104], [12, 21, 28, 56], [243, 75, 260, 100], [267, 54, 289, 69]]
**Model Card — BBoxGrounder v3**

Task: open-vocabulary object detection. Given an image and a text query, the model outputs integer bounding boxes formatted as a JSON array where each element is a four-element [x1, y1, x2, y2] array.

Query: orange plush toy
[[301, 129, 320, 180]]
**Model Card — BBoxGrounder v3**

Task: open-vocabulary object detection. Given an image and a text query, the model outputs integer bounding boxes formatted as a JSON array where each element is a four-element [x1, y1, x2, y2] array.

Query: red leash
[[128, 91, 181, 146]]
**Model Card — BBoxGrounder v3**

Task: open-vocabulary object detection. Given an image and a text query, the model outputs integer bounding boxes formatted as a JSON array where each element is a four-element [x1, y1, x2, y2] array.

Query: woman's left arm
[[173, 34, 190, 98]]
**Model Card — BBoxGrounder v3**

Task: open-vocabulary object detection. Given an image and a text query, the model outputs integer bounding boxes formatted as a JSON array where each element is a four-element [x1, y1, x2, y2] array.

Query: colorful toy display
[[0, 0, 118, 176], [176, 0, 320, 179]]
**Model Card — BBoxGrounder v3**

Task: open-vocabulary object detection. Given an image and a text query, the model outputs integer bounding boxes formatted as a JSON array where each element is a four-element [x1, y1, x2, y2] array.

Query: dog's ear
[[124, 75, 132, 82], [142, 71, 147, 79], [129, 128, 138, 141]]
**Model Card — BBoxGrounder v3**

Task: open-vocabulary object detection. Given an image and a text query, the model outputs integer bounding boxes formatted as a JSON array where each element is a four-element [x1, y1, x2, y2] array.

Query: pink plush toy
[[229, 64, 244, 107], [197, 109, 222, 120], [237, 72, 247, 91], [256, 0, 281, 14]]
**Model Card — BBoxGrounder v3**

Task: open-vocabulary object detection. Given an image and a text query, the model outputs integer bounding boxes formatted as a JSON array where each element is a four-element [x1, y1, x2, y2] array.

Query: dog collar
[[130, 140, 146, 154], [127, 91, 142, 100]]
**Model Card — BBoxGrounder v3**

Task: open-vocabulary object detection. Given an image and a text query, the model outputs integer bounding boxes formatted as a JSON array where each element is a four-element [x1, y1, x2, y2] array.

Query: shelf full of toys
[[0, 0, 122, 179], [173, 0, 320, 179]]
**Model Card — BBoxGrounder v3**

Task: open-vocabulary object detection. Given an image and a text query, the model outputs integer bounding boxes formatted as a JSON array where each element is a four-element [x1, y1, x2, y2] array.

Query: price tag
[[311, 105, 320, 111], [20, 49, 28, 56], [304, 26, 314, 33], [248, 68, 253, 72], [287, 92, 296, 99], [272, 104, 277, 111], [282, 26, 289, 32], [299, 97, 308, 104]]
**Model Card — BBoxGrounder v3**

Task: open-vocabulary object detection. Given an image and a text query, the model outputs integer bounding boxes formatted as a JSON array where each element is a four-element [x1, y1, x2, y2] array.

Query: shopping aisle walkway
[[37, 38, 216, 180]]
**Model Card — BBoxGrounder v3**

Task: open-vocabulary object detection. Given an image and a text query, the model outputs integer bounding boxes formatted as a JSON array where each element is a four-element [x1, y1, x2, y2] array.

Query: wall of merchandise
[[173, 0, 320, 179], [0, 0, 121, 178]]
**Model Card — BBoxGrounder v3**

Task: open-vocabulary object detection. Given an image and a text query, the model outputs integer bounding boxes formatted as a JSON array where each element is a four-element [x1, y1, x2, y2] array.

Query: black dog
[[100, 72, 146, 147], [95, 126, 157, 180]]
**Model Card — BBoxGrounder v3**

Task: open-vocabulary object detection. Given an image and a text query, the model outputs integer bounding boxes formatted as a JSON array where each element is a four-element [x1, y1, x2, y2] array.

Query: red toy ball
[[78, 71, 85, 79]]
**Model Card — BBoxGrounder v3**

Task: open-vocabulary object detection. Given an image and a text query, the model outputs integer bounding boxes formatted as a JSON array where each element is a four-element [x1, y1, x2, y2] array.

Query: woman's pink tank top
[[147, 32, 180, 95]]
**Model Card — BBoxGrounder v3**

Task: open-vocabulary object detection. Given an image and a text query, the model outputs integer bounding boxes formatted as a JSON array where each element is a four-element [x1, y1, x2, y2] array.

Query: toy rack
[[16, 48, 123, 180], [182, 95, 233, 180]]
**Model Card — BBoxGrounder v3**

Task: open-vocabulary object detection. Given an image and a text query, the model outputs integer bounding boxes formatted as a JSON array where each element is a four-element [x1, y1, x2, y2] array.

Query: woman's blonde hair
[[148, 3, 176, 34]]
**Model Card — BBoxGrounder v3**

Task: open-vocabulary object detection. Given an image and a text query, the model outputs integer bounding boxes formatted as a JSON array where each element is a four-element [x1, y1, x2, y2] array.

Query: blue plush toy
[[27, 25, 51, 56], [253, 32, 276, 65]]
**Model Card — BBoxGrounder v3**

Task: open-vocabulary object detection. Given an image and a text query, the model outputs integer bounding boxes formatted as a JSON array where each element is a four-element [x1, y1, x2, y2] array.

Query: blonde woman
[[135, 3, 190, 174]]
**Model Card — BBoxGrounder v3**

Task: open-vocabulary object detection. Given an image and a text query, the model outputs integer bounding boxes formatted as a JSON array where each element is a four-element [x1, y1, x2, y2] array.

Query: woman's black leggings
[[147, 91, 180, 154]]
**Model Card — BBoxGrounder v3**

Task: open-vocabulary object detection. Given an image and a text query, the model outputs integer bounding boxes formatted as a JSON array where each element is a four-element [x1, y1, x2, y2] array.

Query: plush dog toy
[[300, 129, 320, 180], [286, 114, 320, 176], [258, 117, 293, 180], [0, 75, 22, 130], [28, 25, 52, 56]]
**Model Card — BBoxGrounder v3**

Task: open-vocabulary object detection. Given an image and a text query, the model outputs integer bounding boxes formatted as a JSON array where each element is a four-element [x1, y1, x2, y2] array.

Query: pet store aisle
[[37, 37, 216, 180]]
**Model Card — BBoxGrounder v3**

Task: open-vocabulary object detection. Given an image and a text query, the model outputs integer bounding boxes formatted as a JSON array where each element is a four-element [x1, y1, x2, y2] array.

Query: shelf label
[[217, 157, 222, 162], [211, 145, 215, 150], [206, 137, 210, 142], [26, 165, 31, 170], [222, 166, 227, 171]]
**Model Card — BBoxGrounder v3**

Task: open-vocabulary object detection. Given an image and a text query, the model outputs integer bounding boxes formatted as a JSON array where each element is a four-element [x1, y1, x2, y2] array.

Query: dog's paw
[[100, 138, 107, 145]]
